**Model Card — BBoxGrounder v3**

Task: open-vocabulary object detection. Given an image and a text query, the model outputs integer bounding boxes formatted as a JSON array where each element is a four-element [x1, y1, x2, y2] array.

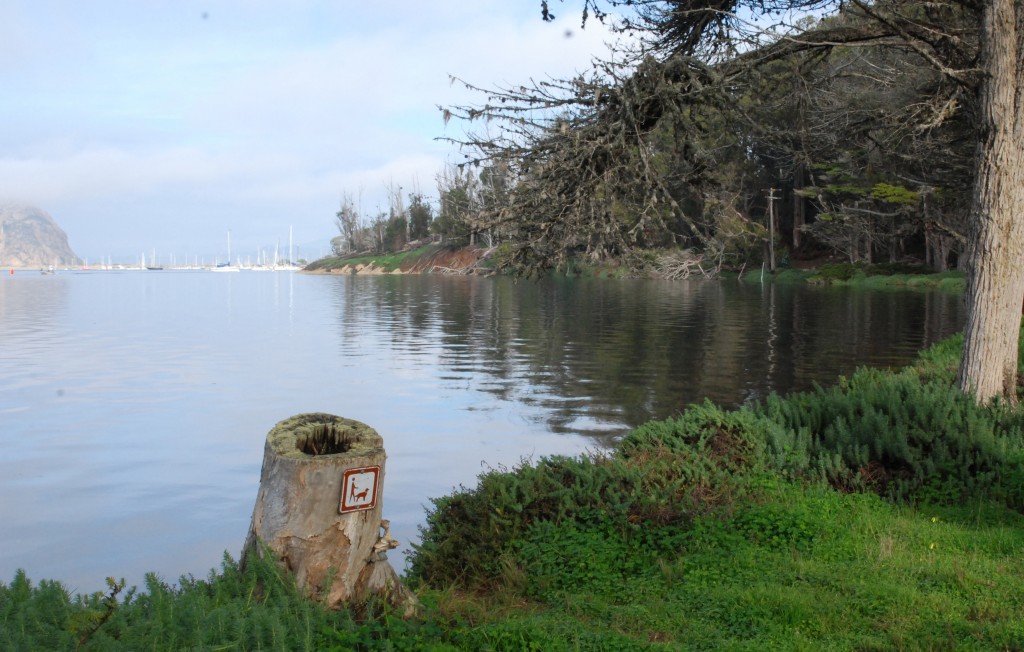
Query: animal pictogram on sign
[[340, 466, 379, 514], [350, 485, 370, 502]]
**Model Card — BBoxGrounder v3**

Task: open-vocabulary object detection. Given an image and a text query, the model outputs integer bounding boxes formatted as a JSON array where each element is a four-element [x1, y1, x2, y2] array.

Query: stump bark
[[242, 413, 416, 614]]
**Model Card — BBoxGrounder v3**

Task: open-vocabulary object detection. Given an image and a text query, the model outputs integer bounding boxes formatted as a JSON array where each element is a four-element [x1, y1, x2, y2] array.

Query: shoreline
[[306, 244, 967, 291], [6, 329, 1023, 650]]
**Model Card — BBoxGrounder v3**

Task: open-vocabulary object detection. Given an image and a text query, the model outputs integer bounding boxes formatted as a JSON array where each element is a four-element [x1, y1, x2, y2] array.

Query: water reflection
[[328, 275, 964, 437]]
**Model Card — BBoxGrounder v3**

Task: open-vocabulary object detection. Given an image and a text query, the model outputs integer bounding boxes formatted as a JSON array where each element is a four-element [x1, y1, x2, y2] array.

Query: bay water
[[0, 270, 964, 593]]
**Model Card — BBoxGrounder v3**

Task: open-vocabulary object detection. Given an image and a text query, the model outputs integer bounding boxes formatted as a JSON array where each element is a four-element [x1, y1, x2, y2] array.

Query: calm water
[[0, 270, 964, 592]]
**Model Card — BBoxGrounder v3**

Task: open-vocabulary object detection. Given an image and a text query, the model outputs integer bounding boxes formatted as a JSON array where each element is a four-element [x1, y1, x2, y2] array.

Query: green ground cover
[[305, 245, 442, 273], [803, 263, 966, 292], [730, 263, 965, 291], [4, 328, 1023, 650]]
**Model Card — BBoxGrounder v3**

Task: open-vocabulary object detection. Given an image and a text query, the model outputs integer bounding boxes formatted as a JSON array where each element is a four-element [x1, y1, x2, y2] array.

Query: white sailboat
[[145, 248, 164, 270], [274, 226, 301, 271], [211, 230, 240, 272]]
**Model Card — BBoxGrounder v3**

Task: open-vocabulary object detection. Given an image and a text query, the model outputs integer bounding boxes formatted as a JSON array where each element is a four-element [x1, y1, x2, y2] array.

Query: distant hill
[[0, 203, 81, 268]]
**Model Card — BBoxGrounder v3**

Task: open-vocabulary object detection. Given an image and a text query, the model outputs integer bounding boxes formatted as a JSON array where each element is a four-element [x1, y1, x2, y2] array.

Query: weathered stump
[[242, 413, 416, 614]]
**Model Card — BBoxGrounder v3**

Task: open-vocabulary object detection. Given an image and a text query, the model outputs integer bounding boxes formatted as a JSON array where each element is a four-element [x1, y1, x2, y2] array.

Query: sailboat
[[211, 230, 240, 272], [145, 249, 164, 270], [273, 226, 301, 271]]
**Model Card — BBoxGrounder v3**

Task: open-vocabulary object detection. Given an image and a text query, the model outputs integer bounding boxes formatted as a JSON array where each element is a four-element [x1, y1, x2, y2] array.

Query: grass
[[481, 483, 1024, 649], [5, 329, 1024, 650], [843, 270, 967, 292], [730, 262, 967, 291], [407, 330, 1024, 649], [799, 263, 967, 292], [305, 244, 441, 273]]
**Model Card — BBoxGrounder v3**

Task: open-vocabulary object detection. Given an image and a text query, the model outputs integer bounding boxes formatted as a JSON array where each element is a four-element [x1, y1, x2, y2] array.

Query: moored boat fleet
[[65, 228, 305, 272]]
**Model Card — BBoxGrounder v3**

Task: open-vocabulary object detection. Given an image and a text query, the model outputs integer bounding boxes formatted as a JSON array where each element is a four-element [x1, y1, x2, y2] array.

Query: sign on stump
[[241, 413, 415, 614], [340, 466, 379, 513]]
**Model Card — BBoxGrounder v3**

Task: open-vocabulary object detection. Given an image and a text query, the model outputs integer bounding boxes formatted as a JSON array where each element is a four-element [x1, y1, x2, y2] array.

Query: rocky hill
[[0, 203, 81, 268]]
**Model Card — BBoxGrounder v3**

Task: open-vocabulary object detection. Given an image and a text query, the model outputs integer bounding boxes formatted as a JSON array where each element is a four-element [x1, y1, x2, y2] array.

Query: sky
[[0, 1, 618, 265]]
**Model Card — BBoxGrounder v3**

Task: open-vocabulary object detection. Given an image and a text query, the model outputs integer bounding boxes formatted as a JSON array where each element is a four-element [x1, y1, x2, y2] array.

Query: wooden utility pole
[[766, 188, 778, 272], [793, 162, 805, 249]]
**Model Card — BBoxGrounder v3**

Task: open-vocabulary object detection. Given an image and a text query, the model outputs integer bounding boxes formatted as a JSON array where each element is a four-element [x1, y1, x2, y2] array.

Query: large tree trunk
[[956, 0, 1024, 402]]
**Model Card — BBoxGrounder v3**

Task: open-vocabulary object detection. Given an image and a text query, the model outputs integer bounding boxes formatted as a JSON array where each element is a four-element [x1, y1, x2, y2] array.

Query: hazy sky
[[0, 1, 616, 264]]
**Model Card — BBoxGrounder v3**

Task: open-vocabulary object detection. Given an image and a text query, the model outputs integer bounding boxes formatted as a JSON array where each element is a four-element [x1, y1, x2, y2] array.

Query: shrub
[[814, 262, 865, 281], [411, 333, 1024, 594], [0, 571, 77, 651], [410, 403, 784, 589], [756, 367, 1024, 508], [1, 552, 455, 651]]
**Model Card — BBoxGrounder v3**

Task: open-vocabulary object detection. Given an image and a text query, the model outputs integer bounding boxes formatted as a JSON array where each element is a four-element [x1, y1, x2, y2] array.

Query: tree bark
[[242, 414, 416, 614], [956, 0, 1024, 402], [935, 236, 951, 273]]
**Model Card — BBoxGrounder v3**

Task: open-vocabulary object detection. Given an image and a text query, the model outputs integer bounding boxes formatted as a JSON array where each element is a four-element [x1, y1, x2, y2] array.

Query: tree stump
[[242, 413, 416, 614]]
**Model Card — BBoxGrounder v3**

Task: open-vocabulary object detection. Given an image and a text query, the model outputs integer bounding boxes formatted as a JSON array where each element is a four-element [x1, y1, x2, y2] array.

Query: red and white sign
[[339, 466, 379, 514]]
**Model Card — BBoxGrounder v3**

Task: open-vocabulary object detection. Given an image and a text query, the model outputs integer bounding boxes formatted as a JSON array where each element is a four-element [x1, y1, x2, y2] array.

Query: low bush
[[1, 552, 459, 651], [771, 268, 815, 283], [409, 402, 784, 589], [813, 262, 866, 281], [412, 359, 1024, 593], [756, 367, 1024, 507], [808, 263, 965, 289], [405, 328, 1024, 648]]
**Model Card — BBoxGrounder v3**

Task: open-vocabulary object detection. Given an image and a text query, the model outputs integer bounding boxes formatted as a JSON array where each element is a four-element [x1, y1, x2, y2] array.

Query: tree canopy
[[330, 0, 1021, 403], [440, 0, 1017, 403]]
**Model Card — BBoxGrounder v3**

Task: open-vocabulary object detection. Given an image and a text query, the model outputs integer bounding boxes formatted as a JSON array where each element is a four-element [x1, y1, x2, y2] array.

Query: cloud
[[0, 1, 622, 259], [0, 146, 279, 203]]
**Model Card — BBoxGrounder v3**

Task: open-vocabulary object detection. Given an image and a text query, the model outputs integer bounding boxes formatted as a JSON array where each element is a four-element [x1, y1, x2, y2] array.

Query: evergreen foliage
[[407, 332, 1024, 645], [0, 552, 459, 651], [405, 350, 1024, 647], [757, 368, 1024, 506], [427, 1, 982, 277]]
